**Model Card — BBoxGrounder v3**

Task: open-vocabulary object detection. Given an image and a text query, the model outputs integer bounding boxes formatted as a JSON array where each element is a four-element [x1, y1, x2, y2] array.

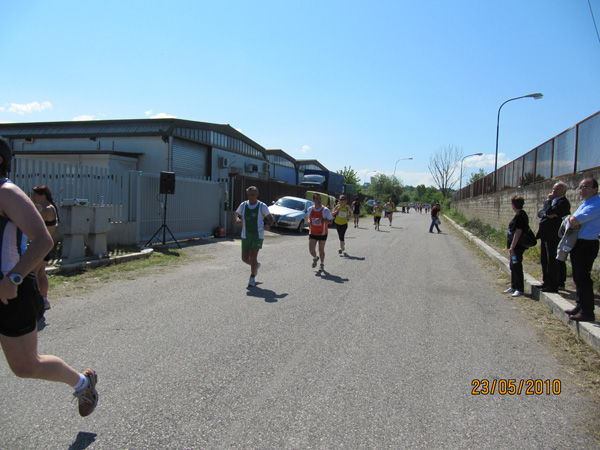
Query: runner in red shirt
[[308, 193, 333, 272]]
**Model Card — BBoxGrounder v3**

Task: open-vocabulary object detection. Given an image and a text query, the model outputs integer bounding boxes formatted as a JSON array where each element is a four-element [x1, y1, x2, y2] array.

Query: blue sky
[[1, 0, 599, 187]]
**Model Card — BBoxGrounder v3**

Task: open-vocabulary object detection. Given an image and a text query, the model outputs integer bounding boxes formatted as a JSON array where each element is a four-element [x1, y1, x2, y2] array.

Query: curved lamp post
[[494, 93, 543, 191], [393, 157, 413, 178], [459, 153, 484, 191]]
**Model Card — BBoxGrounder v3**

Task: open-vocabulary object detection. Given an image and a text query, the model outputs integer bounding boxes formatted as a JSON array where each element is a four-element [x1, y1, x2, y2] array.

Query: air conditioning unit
[[245, 163, 258, 172], [62, 198, 89, 206], [218, 157, 229, 168], [263, 163, 271, 172]]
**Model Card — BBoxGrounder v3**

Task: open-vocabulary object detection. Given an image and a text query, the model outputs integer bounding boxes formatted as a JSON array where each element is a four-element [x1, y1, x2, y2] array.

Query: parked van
[[305, 191, 336, 209]]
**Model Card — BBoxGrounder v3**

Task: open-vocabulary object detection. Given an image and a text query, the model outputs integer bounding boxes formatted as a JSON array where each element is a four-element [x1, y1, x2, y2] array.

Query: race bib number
[[313, 218, 321, 225], [339, 212, 347, 218]]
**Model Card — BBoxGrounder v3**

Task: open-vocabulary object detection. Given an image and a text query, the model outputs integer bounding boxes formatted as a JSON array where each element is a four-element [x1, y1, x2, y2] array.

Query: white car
[[269, 196, 315, 233]]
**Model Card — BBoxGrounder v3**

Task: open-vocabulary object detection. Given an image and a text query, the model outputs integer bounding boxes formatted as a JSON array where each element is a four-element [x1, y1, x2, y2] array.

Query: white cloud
[[7, 101, 52, 115], [150, 112, 177, 119], [301, 145, 310, 153], [144, 110, 153, 116], [73, 115, 95, 121]]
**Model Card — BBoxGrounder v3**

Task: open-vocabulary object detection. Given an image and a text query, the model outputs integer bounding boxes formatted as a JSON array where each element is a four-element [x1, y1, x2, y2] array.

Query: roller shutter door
[[172, 139, 208, 178]]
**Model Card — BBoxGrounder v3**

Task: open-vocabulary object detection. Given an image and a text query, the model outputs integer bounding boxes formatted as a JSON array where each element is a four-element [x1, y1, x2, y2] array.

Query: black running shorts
[[0, 274, 44, 337]]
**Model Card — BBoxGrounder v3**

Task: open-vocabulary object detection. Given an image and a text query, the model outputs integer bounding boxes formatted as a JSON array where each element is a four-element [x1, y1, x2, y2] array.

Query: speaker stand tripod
[[145, 193, 181, 248]]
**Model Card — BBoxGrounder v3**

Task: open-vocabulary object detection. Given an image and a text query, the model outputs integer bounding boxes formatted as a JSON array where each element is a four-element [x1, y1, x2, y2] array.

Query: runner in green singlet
[[235, 186, 274, 287]]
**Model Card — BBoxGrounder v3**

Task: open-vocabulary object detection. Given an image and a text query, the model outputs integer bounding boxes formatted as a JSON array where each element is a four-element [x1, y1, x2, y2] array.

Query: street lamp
[[459, 153, 484, 190], [494, 92, 543, 191], [393, 157, 413, 178]]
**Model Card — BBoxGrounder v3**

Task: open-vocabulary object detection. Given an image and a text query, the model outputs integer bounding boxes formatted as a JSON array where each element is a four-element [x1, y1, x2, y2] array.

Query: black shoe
[[565, 306, 581, 315], [569, 313, 595, 322], [541, 286, 559, 293]]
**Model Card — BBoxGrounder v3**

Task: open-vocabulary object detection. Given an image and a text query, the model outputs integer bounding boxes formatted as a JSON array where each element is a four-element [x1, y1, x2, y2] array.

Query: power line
[[588, 0, 600, 46]]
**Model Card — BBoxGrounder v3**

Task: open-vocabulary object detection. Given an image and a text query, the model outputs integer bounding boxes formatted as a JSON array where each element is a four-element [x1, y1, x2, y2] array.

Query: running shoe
[[512, 290, 523, 297], [312, 257, 319, 268], [338, 248, 342, 254], [73, 369, 98, 417], [43, 298, 51, 310], [319, 263, 324, 272], [503, 288, 514, 293], [248, 276, 256, 287]]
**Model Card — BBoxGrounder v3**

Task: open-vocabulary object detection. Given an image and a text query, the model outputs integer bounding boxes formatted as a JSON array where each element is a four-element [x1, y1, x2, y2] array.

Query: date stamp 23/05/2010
[[471, 379, 561, 396]]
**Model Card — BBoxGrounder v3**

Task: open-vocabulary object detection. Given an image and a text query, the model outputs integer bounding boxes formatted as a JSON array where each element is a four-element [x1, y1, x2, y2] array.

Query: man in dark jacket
[[429, 201, 441, 233], [536, 182, 570, 293]]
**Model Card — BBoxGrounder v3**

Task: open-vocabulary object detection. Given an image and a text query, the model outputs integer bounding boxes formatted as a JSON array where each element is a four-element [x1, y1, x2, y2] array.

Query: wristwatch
[[6, 272, 23, 285]]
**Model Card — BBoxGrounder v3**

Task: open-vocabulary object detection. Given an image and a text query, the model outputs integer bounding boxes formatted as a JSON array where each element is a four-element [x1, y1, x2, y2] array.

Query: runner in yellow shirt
[[332, 195, 351, 255], [384, 198, 395, 227], [373, 199, 383, 231]]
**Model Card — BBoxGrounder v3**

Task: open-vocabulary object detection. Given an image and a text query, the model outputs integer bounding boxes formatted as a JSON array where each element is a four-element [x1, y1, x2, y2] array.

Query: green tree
[[468, 168, 487, 184], [366, 174, 403, 202], [337, 166, 361, 194], [415, 184, 427, 201]]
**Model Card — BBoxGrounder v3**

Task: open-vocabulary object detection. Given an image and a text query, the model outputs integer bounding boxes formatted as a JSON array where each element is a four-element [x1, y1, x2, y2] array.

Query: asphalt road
[[1, 212, 598, 449]]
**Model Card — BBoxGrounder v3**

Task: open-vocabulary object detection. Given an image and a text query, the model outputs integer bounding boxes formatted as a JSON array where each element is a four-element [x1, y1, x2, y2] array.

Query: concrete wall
[[452, 169, 600, 233]]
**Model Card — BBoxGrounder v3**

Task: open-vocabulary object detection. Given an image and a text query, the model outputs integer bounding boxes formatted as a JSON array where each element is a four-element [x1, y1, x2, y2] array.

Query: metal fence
[[11, 159, 226, 243], [12, 159, 129, 222], [455, 110, 600, 200], [134, 172, 225, 243]]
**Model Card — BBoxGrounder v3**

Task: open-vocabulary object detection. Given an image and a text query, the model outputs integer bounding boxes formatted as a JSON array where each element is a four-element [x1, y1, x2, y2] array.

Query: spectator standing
[[565, 178, 600, 322], [235, 186, 274, 287], [351, 198, 361, 228], [536, 182, 570, 293], [429, 201, 441, 233], [505, 196, 529, 298], [31, 185, 59, 310], [0, 137, 98, 417]]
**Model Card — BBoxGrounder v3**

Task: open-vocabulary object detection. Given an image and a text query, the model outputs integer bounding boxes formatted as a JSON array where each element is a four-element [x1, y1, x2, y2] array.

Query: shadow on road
[[68, 432, 97, 450], [342, 253, 365, 261], [315, 271, 349, 284], [246, 284, 289, 303]]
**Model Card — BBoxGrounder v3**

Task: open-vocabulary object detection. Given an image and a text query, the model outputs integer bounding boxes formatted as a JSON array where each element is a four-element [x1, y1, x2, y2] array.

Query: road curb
[[444, 215, 600, 355], [46, 247, 154, 275]]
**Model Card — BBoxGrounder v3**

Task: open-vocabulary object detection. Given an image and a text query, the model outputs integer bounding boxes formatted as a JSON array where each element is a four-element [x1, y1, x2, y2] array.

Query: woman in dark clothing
[[505, 195, 529, 297], [31, 186, 59, 311]]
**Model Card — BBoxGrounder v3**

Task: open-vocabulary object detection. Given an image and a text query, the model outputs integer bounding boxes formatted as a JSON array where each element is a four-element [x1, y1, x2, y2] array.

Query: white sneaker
[[512, 290, 523, 297], [255, 262, 261, 276], [503, 288, 515, 293], [248, 276, 256, 287], [338, 248, 342, 254], [312, 257, 319, 268]]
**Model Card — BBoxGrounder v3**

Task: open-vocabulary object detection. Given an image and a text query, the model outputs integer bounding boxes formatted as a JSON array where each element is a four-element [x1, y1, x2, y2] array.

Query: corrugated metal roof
[[0, 118, 266, 154], [0, 119, 171, 137], [296, 159, 329, 171]]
